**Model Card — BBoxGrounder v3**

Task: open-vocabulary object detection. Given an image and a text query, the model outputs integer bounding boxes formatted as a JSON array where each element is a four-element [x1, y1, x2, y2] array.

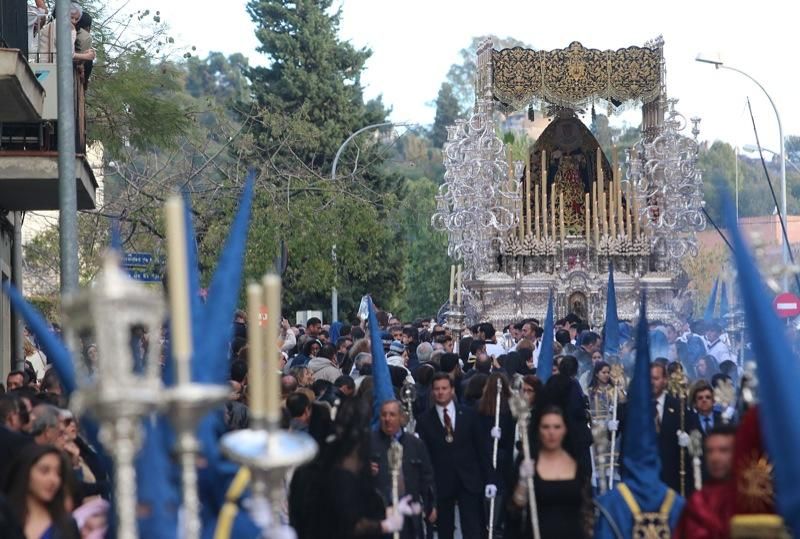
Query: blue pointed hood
[[603, 263, 620, 356], [194, 170, 255, 384], [719, 281, 730, 320], [136, 416, 179, 539], [620, 290, 667, 508], [724, 195, 800, 536], [537, 290, 555, 383], [367, 296, 394, 427], [704, 278, 719, 322], [3, 283, 76, 395], [329, 321, 343, 344]]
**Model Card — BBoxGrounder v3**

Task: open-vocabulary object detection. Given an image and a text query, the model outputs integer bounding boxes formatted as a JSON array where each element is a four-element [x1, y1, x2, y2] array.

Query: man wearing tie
[[689, 381, 721, 483], [691, 382, 721, 437], [651, 363, 697, 495], [416, 372, 490, 539]]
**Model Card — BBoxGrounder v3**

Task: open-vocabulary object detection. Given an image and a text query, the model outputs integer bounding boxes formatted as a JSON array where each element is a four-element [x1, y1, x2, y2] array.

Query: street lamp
[[742, 145, 800, 175], [696, 55, 789, 290], [329, 121, 418, 319]]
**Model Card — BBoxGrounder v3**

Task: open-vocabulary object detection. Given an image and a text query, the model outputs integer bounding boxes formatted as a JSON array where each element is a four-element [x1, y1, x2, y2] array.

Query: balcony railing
[[0, 58, 87, 154]]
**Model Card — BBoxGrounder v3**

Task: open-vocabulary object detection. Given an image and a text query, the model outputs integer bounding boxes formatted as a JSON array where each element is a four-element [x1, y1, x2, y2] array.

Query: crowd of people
[[1, 332, 109, 538], [225, 309, 751, 538], [0, 301, 768, 538]]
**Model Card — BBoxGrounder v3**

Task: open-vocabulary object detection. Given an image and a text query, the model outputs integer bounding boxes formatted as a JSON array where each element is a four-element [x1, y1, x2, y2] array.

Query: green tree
[[431, 82, 462, 148], [242, 0, 407, 318], [185, 52, 251, 105], [82, 3, 195, 157], [246, 0, 388, 169], [786, 135, 800, 163], [395, 178, 451, 320]]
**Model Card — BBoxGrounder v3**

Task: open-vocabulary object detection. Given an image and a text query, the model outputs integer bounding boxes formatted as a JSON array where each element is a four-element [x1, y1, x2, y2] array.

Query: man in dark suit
[[371, 400, 435, 539], [575, 331, 601, 377], [416, 373, 490, 539], [689, 381, 722, 483], [690, 382, 722, 437], [651, 363, 698, 496]]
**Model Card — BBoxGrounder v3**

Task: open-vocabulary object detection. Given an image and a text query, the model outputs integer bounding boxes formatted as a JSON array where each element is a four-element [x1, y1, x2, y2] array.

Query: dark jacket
[[0, 427, 31, 489], [369, 430, 435, 514], [416, 403, 490, 498], [657, 394, 699, 495]]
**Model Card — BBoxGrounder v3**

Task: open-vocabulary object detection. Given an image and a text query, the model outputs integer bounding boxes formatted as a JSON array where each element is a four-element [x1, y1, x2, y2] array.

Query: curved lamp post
[[328, 121, 417, 319], [743, 145, 800, 175], [696, 55, 788, 290]]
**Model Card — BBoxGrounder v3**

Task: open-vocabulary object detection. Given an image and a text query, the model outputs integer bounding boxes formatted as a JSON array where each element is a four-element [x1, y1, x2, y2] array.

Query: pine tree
[[241, 0, 406, 318], [430, 82, 461, 148], [246, 0, 388, 169]]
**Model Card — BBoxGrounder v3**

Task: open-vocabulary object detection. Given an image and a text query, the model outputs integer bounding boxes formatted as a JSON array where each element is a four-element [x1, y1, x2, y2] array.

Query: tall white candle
[[165, 195, 192, 386], [559, 190, 565, 243], [456, 264, 463, 306], [525, 155, 532, 238], [262, 274, 282, 425], [585, 193, 590, 246], [247, 283, 265, 420], [541, 151, 548, 239], [448, 265, 456, 305]]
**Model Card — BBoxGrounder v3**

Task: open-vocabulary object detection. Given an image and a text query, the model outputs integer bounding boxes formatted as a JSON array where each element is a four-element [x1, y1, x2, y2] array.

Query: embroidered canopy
[[491, 41, 662, 111]]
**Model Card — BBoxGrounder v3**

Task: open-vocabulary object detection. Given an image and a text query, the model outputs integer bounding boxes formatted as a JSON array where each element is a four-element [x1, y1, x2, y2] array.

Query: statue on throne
[[528, 111, 615, 236], [551, 151, 589, 234]]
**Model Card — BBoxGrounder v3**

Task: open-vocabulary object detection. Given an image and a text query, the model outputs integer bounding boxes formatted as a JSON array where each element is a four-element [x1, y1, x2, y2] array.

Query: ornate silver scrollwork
[[628, 98, 706, 264], [432, 100, 522, 278]]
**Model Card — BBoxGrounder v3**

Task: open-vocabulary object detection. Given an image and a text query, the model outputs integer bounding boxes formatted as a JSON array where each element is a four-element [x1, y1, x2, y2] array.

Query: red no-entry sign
[[774, 292, 800, 318]]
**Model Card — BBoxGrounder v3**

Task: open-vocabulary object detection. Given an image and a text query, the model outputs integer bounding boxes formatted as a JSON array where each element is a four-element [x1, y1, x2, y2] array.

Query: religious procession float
[[432, 38, 706, 326]]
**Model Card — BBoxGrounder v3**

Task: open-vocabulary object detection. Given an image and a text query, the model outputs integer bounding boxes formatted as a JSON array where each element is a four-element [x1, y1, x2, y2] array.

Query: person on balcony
[[26, 0, 48, 55], [74, 12, 94, 83], [37, 4, 96, 64]]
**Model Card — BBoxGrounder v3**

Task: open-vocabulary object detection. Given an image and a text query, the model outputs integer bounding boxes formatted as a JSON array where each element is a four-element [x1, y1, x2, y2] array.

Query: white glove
[[242, 496, 273, 530], [722, 406, 736, 422], [677, 430, 690, 448], [396, 495, 415, 517], [519, 459, 534, 480], [607, 419, 619, 432], [490, 426, 502, 439], [409, 502, 423, 516], [381, 512, 404, 534], [485, 484, 498, 498]]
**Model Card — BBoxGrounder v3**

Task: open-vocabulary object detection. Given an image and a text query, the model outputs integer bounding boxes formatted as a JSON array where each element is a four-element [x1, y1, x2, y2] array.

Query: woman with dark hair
[[506, 406, 590, 538], [521, 375, 542, 410], [693, 354, 718, 381], [289, 398, 409, 538], [5, 445, 79, 539], [476, 372, 516, 534], [587, 361, 613, 416], [541, 360, 592, 477], [462, 373, 488, 408]]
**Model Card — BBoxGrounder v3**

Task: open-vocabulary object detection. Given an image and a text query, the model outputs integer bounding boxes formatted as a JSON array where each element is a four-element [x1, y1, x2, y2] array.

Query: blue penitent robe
[[594, 485, 684, 539], [594, 291, 685, 538]]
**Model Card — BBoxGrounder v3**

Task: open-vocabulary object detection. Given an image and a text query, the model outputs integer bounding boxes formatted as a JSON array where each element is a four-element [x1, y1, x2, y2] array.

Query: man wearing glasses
[[691, 382, 721, 438]]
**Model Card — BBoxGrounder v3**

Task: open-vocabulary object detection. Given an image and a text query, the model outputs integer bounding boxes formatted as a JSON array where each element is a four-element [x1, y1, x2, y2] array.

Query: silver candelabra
[[64, 253, 166, 539]]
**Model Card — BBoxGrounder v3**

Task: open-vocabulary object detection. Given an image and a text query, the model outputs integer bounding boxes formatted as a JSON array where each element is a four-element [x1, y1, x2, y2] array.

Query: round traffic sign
[[773, 292, 800, 318]]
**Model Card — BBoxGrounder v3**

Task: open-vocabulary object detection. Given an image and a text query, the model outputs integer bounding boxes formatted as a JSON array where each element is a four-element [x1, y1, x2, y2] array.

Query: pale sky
[[128, 0, 799, 152]]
